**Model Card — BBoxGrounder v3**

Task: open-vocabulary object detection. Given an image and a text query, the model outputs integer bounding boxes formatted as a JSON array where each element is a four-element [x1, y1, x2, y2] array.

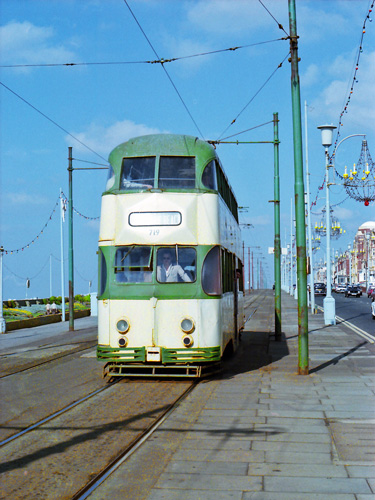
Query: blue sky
[[1, 0, 374, 299]]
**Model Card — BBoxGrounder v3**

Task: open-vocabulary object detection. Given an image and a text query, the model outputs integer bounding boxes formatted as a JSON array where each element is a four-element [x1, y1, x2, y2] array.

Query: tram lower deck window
[[114, 246, 153, 283], [156, 247, 196, 283]]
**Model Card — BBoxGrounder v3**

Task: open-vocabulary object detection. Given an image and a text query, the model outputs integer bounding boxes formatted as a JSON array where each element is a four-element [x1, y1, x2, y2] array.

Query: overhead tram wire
[[258, 0, 290, 37], [123, 0, 205, 140], [217, 52, 290, 141], [209, 120, 274, 145], [0, 81, 108, 163], [0, 38, 286, 69]]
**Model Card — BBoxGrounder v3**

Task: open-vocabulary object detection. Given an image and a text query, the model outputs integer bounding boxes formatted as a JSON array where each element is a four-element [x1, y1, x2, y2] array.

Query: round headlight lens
[[182, 335, 193, 347], [118, 336, 128, 347], [181, 318, 194, 333], [117, 319, 129, 333]]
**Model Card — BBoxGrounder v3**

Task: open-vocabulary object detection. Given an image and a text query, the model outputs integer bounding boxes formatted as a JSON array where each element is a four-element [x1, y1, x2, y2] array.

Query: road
[[314, 292, 375, 336]]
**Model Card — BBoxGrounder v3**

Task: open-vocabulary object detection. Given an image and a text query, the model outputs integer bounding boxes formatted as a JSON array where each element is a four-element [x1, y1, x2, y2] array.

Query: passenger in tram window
[[157, 249, 192, 283]]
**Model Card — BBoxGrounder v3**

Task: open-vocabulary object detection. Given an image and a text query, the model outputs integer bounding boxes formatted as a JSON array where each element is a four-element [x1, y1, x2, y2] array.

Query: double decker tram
[[97, 134, 244, 378]]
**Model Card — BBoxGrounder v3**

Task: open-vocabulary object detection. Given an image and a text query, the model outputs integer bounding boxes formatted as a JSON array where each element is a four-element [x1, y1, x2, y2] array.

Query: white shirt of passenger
[[157, 264, 191, 282]]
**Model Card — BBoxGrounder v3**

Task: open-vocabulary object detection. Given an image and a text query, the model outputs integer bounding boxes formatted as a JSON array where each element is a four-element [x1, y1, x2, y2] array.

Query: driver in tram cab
[[157, 250, 192, 283]]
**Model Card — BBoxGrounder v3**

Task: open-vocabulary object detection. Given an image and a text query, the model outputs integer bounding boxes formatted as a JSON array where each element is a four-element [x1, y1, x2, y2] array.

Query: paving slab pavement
[[90, 290, 375, 500]]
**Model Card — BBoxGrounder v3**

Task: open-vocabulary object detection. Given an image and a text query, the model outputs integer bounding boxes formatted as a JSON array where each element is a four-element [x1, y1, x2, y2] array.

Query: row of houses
[[316, 221, 375, 287]]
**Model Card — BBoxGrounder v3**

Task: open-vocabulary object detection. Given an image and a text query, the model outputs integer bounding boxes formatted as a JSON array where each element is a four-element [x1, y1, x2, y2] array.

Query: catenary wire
[[0, 81, 107, 162], [123, 0, 205, 140]]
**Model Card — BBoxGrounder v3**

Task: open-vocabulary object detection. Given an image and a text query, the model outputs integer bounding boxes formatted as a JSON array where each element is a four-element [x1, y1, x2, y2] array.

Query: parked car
[[367, 284, 375, 298], [345, 285, 361, 298], [314, 283, 326, 296], [335, 284, 347, 293], [371, 296, 375, 320]]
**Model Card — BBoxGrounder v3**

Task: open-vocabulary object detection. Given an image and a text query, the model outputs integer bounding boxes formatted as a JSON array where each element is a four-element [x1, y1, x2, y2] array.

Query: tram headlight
[[182, 334, 193, 348], [116, 319, 130, 334], [180, 318, 195, 334], [118, 336, 128, 347]]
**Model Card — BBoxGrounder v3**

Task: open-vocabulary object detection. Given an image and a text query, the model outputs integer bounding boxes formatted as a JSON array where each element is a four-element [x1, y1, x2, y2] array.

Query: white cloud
[[301, 63, 320, 87], [186, 0, 287, 37], [308, 51, 375, 134], [5, 192, 49, 205], [68, 119, 168, 156], [0, 21, 76, 68]]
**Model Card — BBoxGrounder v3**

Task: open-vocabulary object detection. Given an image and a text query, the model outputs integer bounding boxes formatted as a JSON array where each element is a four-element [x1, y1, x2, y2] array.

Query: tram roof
[[108, 134, 217, 169]]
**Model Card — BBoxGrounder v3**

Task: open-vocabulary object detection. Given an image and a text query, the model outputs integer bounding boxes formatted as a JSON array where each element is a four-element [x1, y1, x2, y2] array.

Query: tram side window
[[202, 246, 222, 295], [202, 160, 217, 190], [157, 247, 196, 283], [99, 250, 107, 296], [105, 164, 115, 191], [158, 156, 195, 189], [114, 246, 153, 283], [121, 157, 155, 190]]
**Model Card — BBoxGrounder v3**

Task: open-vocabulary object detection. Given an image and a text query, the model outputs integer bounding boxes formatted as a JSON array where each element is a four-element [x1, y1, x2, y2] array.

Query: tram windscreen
[[121, 157, 155, 190], [156, 247, 196, 283], [158, 157, 195, 189], [114, 246, 153, 283]]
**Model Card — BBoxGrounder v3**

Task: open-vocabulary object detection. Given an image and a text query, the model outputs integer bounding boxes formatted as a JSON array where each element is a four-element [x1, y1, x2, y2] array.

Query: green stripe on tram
[[97, 345, 220, 363]]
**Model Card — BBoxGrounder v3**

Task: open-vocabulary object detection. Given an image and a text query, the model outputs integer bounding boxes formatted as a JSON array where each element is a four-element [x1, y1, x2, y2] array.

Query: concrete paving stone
[[184, 430, 266, 441], [346, 465, 375, 478], [148, 490, 243, 500], [180, 438, 253, 450], [266, 432, 332, 443], [356, 496, 375, 500], [200, 409, 258, 417], [366, 478, 375, 492], [264, 451, 332, 464], [264, 476, 372, 494], [247, 462, 348, 477], [196, 416, 267, 425], [253, 423, 330, 434], [259, 401, 334, 411], [251, 440, 331, 453], [257, 409, 325, 418], [170, 448, 265, 463], [265, 417, 326, 427], [325, 411, 375, 419], [242, 492, 356, 499], [155, 473, 263, 492], [165, 459, 249, 475]]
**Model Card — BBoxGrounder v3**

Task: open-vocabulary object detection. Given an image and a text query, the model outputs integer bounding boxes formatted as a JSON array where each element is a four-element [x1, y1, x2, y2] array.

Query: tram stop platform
[[93, 289, 375, 500]]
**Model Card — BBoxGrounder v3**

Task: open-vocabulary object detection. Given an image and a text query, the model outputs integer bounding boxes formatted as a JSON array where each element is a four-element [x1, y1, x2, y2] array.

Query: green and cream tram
[[97, 134, 244, 377]]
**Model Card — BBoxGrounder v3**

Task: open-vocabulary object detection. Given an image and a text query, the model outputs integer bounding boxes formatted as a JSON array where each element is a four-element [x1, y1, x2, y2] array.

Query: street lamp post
[[348, 244, 352, 284], [317, 124, 336, 325], [366, 232, 370, 291]]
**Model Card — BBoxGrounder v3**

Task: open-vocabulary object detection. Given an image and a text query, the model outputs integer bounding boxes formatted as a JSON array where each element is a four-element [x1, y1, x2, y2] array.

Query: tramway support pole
[[273, 113, 282, 341], [0, 247, 6, 334], [288, 0, 309, 374], [68, 147, 74, 331]]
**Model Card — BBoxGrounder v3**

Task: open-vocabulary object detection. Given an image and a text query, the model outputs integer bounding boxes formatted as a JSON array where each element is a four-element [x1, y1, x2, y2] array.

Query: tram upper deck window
[[158, 156, 195, 189], [202, 160, 218, 190], [105, 164, 115, 191], [114, 246, 153, 283], [121, 157, 155, 190], [156, 247, 196, 283]]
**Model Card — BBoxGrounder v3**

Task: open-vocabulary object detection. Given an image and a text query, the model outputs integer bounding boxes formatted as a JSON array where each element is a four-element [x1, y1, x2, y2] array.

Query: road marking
[[317, 306, 375, 343]]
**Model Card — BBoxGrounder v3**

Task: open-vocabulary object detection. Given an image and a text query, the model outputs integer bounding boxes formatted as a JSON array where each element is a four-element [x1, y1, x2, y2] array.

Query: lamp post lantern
[[317, 124, 336, 325]]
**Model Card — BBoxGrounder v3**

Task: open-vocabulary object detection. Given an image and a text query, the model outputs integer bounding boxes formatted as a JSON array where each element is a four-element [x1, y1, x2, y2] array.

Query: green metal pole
[[273, 113, 282, 341], [288, 0, 308, 374], [68, 146, 74, 331]]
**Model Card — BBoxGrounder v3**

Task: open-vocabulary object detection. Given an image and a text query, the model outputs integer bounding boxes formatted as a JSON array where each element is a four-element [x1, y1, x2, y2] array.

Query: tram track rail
[[0, 380, 118, 447], [0, 339, 97, 378], [71, 381, 197, 500]]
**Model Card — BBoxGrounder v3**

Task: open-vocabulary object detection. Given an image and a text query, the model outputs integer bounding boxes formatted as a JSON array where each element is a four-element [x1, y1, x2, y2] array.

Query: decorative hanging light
[[342, 140, 375, 205]]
